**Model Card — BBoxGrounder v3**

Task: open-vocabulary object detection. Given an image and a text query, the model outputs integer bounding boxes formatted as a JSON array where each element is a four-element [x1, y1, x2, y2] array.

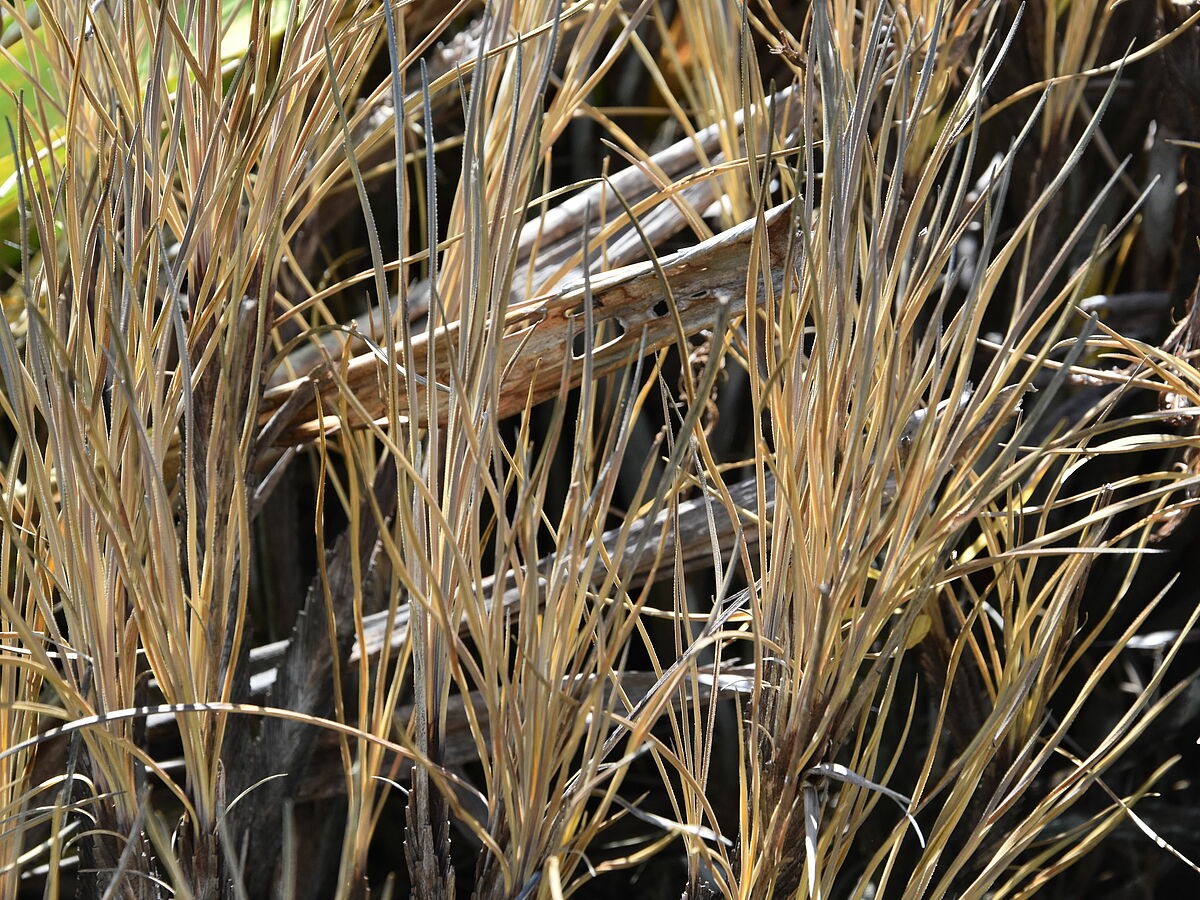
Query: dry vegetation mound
[[1, 1, 1198, 897]]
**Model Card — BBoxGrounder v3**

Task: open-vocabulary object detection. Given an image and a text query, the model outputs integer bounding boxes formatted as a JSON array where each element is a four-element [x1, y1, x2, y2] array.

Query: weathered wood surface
[[268, 87, 800, 387], [260, 200, 796, 442]]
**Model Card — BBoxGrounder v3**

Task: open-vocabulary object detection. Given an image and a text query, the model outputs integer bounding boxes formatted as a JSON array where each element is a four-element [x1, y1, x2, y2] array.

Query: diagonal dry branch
[[137, 462, 770, 772], [509, 85, 801, 295], [235, 377, 1027, 703], [235, 469, 775, 700], [270, 87, 801, 387], [259, 201, 796, 442]]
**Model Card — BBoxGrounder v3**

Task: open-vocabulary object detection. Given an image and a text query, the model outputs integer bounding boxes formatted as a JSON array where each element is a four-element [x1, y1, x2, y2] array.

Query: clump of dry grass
[[1, 1, 1198, 898]]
